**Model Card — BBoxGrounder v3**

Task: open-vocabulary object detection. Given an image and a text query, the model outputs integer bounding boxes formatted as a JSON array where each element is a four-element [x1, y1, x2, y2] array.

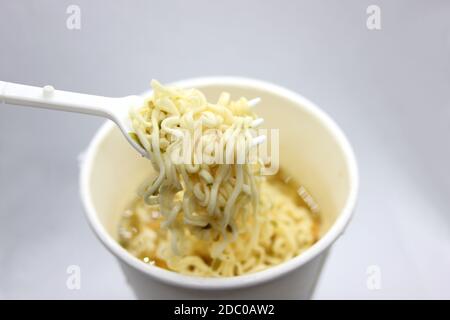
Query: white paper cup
[[80, 77, 358, 299]]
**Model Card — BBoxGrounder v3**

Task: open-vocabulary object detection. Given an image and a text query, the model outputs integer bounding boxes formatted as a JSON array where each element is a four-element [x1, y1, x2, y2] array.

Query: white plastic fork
[[0, 81, 148, 156], [0, 81, 266, 157]]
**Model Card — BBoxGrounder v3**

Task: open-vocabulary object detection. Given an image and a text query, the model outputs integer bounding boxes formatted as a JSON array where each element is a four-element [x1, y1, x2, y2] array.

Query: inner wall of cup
[[88, 126, 152, 237], [87, 84, 352, 239]]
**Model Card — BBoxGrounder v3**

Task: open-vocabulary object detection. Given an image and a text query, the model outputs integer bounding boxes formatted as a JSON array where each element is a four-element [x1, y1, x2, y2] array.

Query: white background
[[0, 0, 449, 299]]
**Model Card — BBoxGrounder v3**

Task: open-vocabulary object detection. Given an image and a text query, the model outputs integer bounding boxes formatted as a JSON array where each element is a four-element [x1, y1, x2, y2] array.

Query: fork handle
[[0, 81, 115, 118]]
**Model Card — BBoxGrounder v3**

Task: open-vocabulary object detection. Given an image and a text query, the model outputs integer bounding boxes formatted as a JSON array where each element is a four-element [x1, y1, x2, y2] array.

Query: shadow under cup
[[80, 77, 358, 299]]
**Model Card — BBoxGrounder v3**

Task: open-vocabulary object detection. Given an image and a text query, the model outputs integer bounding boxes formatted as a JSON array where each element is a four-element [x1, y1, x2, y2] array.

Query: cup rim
[[79, 76, 359, 290]]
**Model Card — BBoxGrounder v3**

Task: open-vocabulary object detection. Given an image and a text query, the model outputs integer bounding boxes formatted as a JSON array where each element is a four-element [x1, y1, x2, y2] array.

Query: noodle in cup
[[80, 77, 358, 299]]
